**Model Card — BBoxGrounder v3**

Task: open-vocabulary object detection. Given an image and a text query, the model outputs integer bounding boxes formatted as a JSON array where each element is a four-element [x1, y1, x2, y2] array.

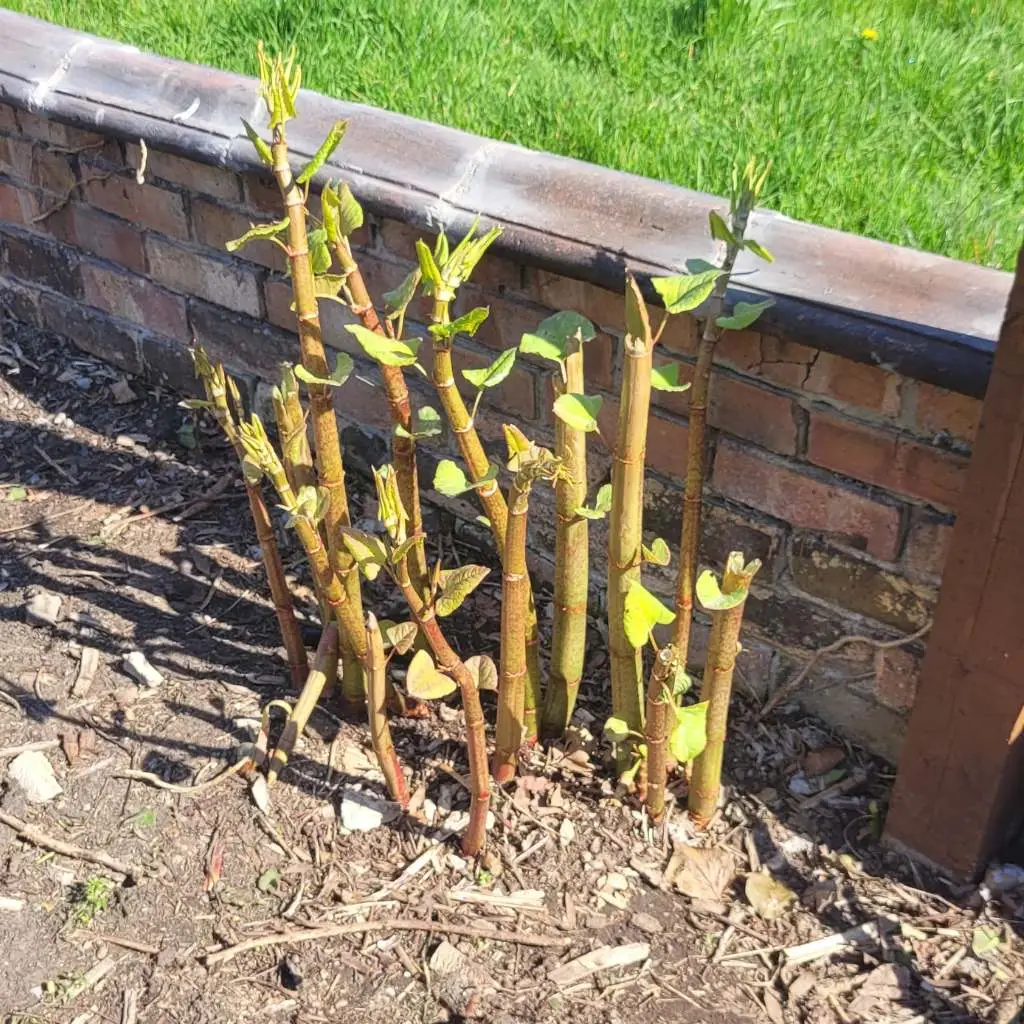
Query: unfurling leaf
[[623, 581, 675, 649], [340, 528, 388, 581], [225, 216, 290, 252], [671, 663, 692, 696], [669, 701, 708, 763], [241, 457, 263, 485], [463, 347, 516, 390], [696, 553, 761, 611], [416, 238, 442, 293], [308, 227, 332, 274], [709, 210, 738, 246], [429, 307, 489, 343], [241, 119, 273, 166], [390, 535, 420, 566], [744, 238, 774, 263], [519, 311, 596, 363], [433, 459, 498, 497], [406, 649, 457, 699], [383, 268, 422, 319], [652, 269, 723, 314], [503, 423, 533, 465], [294, 353, 353, 389], [576, 482, 612, 520], [642, 537, 671, 566], [553, 393, 602, 432], [385, 621, 419, 655], [972, 925, 1004, 957], [716, 299, 775, 331], [313, 274, 349, 301], [436, 564, 490, 616], [296, 120, 347, 184], [465, 654, 498, 691], [345, 325, 420, 366], [745, 873, 797, 920], [603, 716, 631, 744], [444, 222, 502, 290], [651, 363, 691, 393], [321, 180, 363, 239]]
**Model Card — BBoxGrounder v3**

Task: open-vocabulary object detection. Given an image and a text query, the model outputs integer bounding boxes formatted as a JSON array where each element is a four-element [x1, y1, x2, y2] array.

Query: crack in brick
[[425, 141, 497, 230]]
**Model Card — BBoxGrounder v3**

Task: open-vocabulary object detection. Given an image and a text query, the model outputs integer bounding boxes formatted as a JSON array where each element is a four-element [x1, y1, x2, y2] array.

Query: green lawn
[[5, 0, 1023, 269]]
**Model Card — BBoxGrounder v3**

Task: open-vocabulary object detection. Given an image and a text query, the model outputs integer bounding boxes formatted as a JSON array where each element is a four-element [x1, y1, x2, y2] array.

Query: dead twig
[[206, 918, 574, 966], [758, 621, 932, 719], [103, 475, 235, 538], [70, 930, 160, 955], [0, 738, 60, 759], [0, 810, 142, 880], [0, 501, 89, 536], [33, 444, 79, 484], [115, 757, 247, 795]]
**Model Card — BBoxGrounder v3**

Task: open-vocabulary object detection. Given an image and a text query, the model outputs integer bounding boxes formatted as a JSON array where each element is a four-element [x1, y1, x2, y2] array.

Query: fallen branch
[[70, 930, 160, 955], [103, 475, 235, 538], [758, 621, 932, 719], [0, 810, 143, 880], [0, 738, 61, 759], [115, 757, 248, 795], [206, 917, 574, 966]]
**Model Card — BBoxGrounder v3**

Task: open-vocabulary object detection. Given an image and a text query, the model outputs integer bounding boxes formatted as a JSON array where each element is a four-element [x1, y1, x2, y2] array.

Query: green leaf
[[335, 182, 363, 237], [296, 120, 347, 184], [433, 458, 498, 497], [429, 307, 489, 343], [519, 311, 596, 363], [642, 537, 671, 566], [396, 405, 442, 440], [651, 363, 691, 393], [433, 230, 450, 268], [340, 528, 388, 581], [294, 353, 353, 389], [695, 569, 748, 611], [652, 269, 723, 314], [225, 216, 290, 253], [553, 393, 602, 432], [241, 457, 263, 485], [576, 482, 612, 520], [462, 347, 516, 390], [623, 581, 675, 649], [436, 564, 490, 616], [744, 239, 774, 263], [257, 867, 281, 893], [603, 716, 631, 744], [313, 274, 348, 300], [344, 325, 420, 367], [6, 486, 27, 502], [385, 621, 418, 656], [383, 268, 422, 319], [308, 227, 331, 275], [465, 654, 498, 691], [972, 926, 1003, 957], [416, 238, 442, 293], [671, 664, 692, 697], [716, 299, 775, 331], [669, 701, 708, 763], [709, 210, 738, 246], [241, 119, 273, 166], [406, 649, 457, 700]]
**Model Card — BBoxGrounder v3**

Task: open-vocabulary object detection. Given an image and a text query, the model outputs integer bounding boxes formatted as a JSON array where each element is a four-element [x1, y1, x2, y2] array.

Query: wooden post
[[885, 249, 1024, 880]]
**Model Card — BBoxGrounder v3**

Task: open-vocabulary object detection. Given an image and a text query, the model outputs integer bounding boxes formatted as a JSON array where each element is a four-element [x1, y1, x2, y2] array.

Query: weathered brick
[[0, 136, 33, 183], [804, 351, 902, 416], [799, 684, 905, 763], [456, 345, 537, 422], [660, 312, 699, 355], [138, 330, 201, 394], [0, 179, 36, 225], [189, 299, 298, 379], [652, 360, 798, 454], [332, 362, 395, 433], [126, 143, 241, 202], [526, 269, 626, 333], [40, 291, 142, 374], [714, 329, 763, 374], [712, 440, 901, 559], [0, 275, 42, 324], [473, 293, 555, 355], [902, 514, 954, 580], [744, 586, 849, 651], [910, 381, 981, 447], [2, 229, 81, 296], [264, 275, 365, 358], [83, 173, 188, 240], [191, 197, 285, 272], [241, 172, 284, 217], [81, 263, 188, 342], [16, 111, 104, 150], [875, 647, 920, 711], [43, 202, 147, 275], [790, 534, 936, 632], [536, 330, 615, 403], [378, 218, 432, 263], [808, 412, 968, 510], [598, 397, 688, 479], [146, 236, 262, 317], [0, 104, 18, 134]]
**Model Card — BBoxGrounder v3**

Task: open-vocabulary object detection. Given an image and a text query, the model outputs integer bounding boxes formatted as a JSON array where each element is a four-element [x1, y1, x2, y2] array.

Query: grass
[[4, 0, 1022, 269]]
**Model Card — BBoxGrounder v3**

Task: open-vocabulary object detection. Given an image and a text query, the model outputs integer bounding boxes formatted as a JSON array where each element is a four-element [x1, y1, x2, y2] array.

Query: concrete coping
[[0, 10, 1012, 398]]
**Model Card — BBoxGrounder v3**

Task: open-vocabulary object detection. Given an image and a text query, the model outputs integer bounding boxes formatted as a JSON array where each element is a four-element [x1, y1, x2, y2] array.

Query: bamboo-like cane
[[272, 365, 316, 495], [644, 645, 678, 823], [193, 352, 308, 690], [541, 338, 589, 737], [608, 273, 655, 762], [688, 553, 759, 827], [267, 121, 364, 709], [365, 613, 409, 807]]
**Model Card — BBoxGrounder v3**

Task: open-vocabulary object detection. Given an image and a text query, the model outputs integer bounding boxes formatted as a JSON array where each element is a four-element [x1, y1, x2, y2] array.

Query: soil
[[0, 317, 1021, 1024]]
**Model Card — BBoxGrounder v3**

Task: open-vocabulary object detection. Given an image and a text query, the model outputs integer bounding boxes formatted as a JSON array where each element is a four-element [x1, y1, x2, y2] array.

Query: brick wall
[[0, 103, 987, 760]]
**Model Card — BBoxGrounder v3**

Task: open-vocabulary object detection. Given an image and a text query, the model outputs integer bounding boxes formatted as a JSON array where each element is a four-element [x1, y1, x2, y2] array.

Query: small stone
[[605, 872, 629, 892], [8, 751, 63, 804], [630, 912, 662, 935], [123, 651, 164, 688], [341, 791, 398, 832], [559, 819, 576, 848], [110, 379, 138, 404], [25, 592, 61, 626]]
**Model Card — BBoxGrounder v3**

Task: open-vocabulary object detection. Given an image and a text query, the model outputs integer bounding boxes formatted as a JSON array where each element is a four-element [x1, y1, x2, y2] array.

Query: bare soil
[[0, 318, 1021, 1024]]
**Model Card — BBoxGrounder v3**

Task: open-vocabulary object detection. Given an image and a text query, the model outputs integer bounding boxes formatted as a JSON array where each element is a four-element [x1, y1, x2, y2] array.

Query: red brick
[[598, 397, 688, 479], [146, 235, 261, 317], [712, 440, 901, 559], [264, 276, 363, 359], [126, 143, 241, 202], [804, 351, 902, 416], [43, 203, 147, 275], [0, 104, 18, 133], [242, 172, 284, 217], [911, 381, 981, 446], [456, 346, 536, 422], [714, 329, 763, 374], [660, 312, 698, 355], [191, 198, 285, 272], [332, 365, 393, 432], [526, 269, 626, 333], [903, 515, 953, 579], [875, 647, 920, 711], [652, 359, 797, 454], [83, 173, 188, 240], [0, 136, 33, 183], [808, 412, 968, 510], [378, 217, 431, 263], [15, 111, 104, 150], [0, 180, 36, 225], [3, 230, 81, 295], [473, 293, 556, 356], [81, 262, 189, 341]]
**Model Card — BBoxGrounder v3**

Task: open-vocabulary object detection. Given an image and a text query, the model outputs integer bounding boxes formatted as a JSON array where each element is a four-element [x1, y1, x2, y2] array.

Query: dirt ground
[[1, 317, 1022, 1024]]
